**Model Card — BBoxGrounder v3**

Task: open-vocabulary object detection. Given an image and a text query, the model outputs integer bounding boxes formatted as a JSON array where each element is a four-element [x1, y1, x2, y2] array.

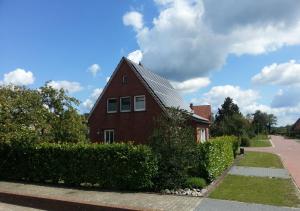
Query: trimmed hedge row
[[196, 136, 238, 181], [0, 142, 157, 190]]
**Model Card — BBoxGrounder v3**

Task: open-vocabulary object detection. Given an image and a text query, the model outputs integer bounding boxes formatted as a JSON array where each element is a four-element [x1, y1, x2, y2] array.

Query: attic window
[[122, 75, 128, 84]]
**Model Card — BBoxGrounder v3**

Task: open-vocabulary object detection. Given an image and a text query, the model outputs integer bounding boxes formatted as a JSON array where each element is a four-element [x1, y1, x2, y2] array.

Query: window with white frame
[[120, 97, 131, 112], [107, 98, 117, 113], [104, 129, 114, 143], [134, 95, 146, 111], [200, 129, 206, 143], [122, 75, 128, 84]]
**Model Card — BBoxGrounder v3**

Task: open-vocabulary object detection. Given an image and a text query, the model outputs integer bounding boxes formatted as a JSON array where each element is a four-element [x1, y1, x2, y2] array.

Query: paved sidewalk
[[0, 202, 42, 211], [0, 181, 202, 211], [246, 135, 300, 189], [196, 198, 300, 211], [229, 166, 290, 178]]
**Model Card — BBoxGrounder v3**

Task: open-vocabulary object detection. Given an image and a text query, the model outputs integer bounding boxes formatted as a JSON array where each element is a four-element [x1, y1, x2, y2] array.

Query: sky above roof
[[1, 0, 300, 126]]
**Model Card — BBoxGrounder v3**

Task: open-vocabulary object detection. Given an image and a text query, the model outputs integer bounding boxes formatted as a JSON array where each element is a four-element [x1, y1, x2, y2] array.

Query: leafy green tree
[[39, 83, 87, 143], [150, 107, 196, 189], [0, 83, 88, 144], [252, 110, 268, 134]]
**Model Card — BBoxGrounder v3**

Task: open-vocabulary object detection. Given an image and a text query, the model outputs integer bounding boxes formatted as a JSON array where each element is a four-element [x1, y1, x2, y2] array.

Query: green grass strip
[[237, 152, 283, 168], [209, 175, 300, 207]]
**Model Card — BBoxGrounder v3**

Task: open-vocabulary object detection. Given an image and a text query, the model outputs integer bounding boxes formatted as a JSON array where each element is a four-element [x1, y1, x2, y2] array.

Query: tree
[[252, 111, 277, 134], [267, 114, 277, 134], [150, 107, 196, 189], [0, 84, 88, 144], [39, 83, 88, 143], [211, 97, 248, 137]]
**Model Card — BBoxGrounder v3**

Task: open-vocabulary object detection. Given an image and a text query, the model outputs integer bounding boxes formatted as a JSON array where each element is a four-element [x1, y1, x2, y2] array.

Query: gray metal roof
[[125, 58, 209, 122]]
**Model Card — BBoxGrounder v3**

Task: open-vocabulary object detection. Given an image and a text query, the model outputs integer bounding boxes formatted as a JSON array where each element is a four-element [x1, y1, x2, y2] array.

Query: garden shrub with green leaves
[[150, 107, 197, 190], [0, 142, 157, 190], [195, 136, 238, 181], [185, 177, 206, 189]]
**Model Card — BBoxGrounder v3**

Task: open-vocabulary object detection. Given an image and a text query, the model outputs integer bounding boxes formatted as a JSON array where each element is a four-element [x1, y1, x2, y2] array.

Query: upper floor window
[[122, 75, 128, 84], [134, 95, 146, 111], [107, 98, 117, 113], [120, 97, 131, 112]]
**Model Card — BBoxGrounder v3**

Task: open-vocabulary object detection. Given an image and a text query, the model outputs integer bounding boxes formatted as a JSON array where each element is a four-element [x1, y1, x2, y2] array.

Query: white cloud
[[252, 60, 300, 86], [127, 50, 143, 64], [106, 77, 110, 82], [195, 85, 260, 111], [88, 64, 101, 77], [83, 88, 103, 110], [47, 80, 83, 93], [123, 11, 144, 31], [123, 0, 300, 81], [170, 77, 210, 93], [191, 85, 300, 126], [1, 68, 35, 86]]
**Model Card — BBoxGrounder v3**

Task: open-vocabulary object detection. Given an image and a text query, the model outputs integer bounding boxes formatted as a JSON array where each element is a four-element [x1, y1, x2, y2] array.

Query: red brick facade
[[88, 58, 210, 144], [88, 59, 163, 144]]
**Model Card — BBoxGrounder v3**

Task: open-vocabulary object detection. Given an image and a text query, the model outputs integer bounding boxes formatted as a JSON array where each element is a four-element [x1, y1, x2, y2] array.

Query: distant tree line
[[210, 97, 277, 140]]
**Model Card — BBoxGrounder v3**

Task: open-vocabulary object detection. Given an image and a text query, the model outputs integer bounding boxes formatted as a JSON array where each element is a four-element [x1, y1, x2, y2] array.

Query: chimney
[[190, 103, 193, 109]]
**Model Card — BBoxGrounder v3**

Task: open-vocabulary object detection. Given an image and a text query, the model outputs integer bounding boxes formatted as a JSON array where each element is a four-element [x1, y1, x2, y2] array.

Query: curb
[[0, 190, 153, 211]]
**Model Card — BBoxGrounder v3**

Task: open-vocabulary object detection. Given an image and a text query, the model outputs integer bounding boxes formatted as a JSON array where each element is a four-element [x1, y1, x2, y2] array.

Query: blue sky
[[1, 0, 300, 126]]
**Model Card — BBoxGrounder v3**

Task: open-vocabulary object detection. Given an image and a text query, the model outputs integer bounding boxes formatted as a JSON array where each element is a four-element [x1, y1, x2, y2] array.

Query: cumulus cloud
[[47, 80, 83, 93], [170, 77, 210, 93], [83, 88, 103, 110], [127, 50, 143, 63], [194, 85, 260, 111], [1, 68, 35, 86], [88, 64, 101, 77], [191, 85, 299, 126], [123, 11, 144, 31], [252, 60, 300, 86], [123, 0, 300, 81]]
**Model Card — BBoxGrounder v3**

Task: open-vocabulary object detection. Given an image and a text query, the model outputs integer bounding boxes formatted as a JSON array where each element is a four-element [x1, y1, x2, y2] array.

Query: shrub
[[150, 107, 197, 190], [240, 136, 250, 147], [185, 177, 206, 189], [0, 142, 157, 190], [195, 136, 237, 181]]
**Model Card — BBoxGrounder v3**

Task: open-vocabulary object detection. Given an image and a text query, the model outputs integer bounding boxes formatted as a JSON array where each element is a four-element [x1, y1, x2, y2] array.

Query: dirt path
[[246, 135, 300, 189]]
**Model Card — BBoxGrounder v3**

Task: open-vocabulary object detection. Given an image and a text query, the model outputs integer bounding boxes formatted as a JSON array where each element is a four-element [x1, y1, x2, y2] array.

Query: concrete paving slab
[[195, 198, 300, 211], [229, 166, 290, 178]]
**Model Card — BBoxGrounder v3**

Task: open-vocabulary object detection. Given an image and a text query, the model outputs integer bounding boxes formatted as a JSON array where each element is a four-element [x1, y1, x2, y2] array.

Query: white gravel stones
[[162, 188, 205, 197]]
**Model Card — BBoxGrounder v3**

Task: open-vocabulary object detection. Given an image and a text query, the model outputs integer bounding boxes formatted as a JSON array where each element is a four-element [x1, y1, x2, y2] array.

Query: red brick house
[[88, 57, 210, 144], [292, 118, 300, 132]]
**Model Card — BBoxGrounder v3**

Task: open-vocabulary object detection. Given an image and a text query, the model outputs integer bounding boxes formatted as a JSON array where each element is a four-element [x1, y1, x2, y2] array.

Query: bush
[[195, 136, 237, 181], [150, 107, 197, 190], [209, 136, 239, 157], [0, 142, 157, 190], [240, 136, 250, 147], [185, 177, 206, 189]]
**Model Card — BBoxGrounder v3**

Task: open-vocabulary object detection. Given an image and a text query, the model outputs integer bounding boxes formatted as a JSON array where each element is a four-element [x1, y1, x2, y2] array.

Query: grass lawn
[[250, 135, 272, 147], [209, 175, 300, 207], [237, 151, 283, 168]]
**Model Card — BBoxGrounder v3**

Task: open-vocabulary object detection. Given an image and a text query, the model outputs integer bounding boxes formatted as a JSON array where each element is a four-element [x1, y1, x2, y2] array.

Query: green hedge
[[0, 142, 157, 190], [196, 136, 238, 181]]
